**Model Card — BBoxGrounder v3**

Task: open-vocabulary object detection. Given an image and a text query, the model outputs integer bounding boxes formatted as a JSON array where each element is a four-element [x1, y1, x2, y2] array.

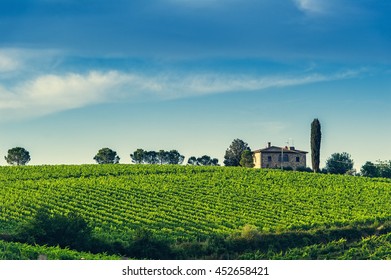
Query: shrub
[[296, 166, 313, 173], [282, 166, 294, 171], [240, 224, 261, 240], [17, 209, 92, 251], [125, 228, 173, 259]]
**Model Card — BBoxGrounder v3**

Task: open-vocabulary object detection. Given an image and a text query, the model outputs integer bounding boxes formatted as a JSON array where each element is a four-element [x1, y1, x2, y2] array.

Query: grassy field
[[0, 164, 390, 259]]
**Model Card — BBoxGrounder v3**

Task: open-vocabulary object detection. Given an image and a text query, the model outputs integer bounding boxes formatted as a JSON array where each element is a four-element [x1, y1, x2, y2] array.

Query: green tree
[[130, 149, 145, 164], [360, 161, 379, 178], [187, 155, 219, 166], [210, 158, 219, 166], [325, 152, 354, 174], [167, 150, 184, 165], [311, 118, 321, 173], [4, 147, 31, 166], [198, 155, 219, 166], [377, 160, 391, 178], [143, 151, 159, 164], [131, 149, 184, 165], [93, 148, 120, 164], [187, 156, 198, 165], [360, 160, 391, 178], [157, 150, 170, 165], [224, 139, 250, 166], [240, 150, 254, 168]]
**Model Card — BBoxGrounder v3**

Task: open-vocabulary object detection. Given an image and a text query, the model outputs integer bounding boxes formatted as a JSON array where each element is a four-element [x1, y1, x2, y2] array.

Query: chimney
[[289, 146, 295, 150], [267, 142, 271, 148]]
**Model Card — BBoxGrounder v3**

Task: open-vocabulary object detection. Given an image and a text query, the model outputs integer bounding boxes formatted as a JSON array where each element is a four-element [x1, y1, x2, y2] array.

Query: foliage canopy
[[240, 150, 255, 168], [4, 147, 31, 166], [361, 160, 391, 178], [325, 152, 354, 174], [187, 155, 219, 166], [224, 139, 251, 166], [93, 148, 120, 164], [130, 149, 184, 165]]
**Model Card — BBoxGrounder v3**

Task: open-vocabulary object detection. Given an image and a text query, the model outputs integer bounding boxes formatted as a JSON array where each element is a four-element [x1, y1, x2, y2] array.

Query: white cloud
[[0, 48, 66, 77], [0, 71, 130, 114], [0, 53, 20, 72], [293, 0, 333, 15], [0, 69, 361, 120]]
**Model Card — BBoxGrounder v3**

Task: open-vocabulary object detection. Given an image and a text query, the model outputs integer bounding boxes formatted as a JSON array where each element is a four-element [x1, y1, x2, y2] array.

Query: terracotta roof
[[252, 146, 308, 154]]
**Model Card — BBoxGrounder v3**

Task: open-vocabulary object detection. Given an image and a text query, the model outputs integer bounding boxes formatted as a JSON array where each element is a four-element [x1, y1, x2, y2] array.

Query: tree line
[[94, 148, 220, 166], [361, 160, 391, 178], [3, 118, 391, 179], [1, 146, 219, 166]]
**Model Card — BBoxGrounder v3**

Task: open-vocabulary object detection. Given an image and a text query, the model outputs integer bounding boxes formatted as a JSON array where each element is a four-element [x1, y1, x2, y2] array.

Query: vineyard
[[0, 240, 121, 260], [0, 164, 390, 259]]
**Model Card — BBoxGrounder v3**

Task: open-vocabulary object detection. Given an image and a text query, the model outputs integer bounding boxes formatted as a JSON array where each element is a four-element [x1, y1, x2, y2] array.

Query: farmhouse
[[252, 142, 307, 170]]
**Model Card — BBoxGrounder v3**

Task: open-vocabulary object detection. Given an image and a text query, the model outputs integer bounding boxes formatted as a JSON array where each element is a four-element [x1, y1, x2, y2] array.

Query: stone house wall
[[260, 152, 306, 170], [252, 151, 306, 170]]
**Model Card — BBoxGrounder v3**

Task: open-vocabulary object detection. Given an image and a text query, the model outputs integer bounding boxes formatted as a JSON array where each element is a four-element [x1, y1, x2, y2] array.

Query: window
[[267, 156, 272, 162], [278, 154, 289, 162], [296, 156, 300, 162]]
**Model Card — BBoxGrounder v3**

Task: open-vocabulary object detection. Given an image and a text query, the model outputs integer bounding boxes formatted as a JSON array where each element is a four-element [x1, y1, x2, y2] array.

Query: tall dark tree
[[311, 118, 322, 173], [5, 147, 31, 166], [224, 139, 250, 166], [93, 148, 120, 164]]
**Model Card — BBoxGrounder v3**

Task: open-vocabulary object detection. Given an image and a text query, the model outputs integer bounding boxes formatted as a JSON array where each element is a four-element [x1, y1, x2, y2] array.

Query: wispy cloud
[[0, 48, 65, 76], [0, 68, 363, 121], [292, 0, 333, 15], [0, 52, 20, 73], [0, 71, 128, 114]]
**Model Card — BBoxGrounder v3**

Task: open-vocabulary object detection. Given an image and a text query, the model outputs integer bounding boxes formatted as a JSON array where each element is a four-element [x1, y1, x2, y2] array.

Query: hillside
[[0, 164, 390, 259]]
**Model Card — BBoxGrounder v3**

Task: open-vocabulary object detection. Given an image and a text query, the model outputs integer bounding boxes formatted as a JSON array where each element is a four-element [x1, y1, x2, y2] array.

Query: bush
[[16, 209, 92, 251], [282, 166, 294, 171], [205, 234, 229, 258], [296, 166, 313, 173], [125, 228, 173, 259], [240, 224, 261, 240]]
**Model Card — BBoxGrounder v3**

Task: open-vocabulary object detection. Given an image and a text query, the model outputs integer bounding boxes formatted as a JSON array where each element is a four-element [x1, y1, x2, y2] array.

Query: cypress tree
[[311, 118, 321, 173]]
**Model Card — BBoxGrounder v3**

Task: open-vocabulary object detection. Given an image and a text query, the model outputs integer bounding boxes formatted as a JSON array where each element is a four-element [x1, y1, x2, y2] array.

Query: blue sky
[[0, 0, 390, 170]]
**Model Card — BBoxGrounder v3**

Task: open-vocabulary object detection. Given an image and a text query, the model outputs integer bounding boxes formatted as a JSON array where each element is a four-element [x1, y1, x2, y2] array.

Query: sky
[[0, 0, 390, 170]]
